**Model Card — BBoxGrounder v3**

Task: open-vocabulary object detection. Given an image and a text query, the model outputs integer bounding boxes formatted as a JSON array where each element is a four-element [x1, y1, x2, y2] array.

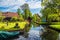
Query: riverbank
[[35, 22, 60, 31], [0, 21, 28, 31], [50, 25, 60, 30], [49, 22, 60, 30]]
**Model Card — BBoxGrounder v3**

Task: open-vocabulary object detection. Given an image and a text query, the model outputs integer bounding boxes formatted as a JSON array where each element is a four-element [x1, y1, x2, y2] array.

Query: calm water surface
[[13, 24, 60, 40]]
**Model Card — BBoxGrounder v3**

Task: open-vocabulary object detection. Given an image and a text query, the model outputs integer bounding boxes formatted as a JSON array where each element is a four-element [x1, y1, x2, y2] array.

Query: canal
[[12, 23, 60, 40]]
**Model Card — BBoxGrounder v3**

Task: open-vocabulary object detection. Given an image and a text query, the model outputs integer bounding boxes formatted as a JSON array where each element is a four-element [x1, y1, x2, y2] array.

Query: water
[[0, 23, 60, 40], [13, 24, 60, 40], [13, 25, 43, 40]]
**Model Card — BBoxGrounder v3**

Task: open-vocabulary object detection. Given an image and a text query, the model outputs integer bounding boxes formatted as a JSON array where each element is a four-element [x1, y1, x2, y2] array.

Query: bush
[[18, 17, 24, 21]]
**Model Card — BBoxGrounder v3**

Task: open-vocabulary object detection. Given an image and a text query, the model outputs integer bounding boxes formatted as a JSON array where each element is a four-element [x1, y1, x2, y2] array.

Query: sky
[[0, 0, 42, 14]]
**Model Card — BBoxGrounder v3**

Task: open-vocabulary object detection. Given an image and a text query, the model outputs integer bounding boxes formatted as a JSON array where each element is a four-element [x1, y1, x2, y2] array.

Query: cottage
[[2, 12, 19, 21]]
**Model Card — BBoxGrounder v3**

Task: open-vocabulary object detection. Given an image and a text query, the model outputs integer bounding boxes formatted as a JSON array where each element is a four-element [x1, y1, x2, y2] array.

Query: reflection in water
[[59, 34, 60, 40], [41, 28, 59, 40], [13, 24, 44, 40], [58, 33, 60, 40], [13, 25, 60, 40], [28, 25, 43, 40], [10, 24, 60, 40]]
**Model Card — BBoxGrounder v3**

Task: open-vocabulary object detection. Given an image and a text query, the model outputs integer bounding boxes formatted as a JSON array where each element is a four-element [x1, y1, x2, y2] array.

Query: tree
[[12, 17, 17, 22], [32, 14, 41, 22], [20, 3, 29, 11], [17, 8, 24, 21], [21, 3, 32, 20], [41, 0, 60, 22], [32, 14, 37, 22], [17, 8, 21, 17], [24, 9, 29, 19], [0, 12, 6, 21], [29, 12, 32, 18], [42, 28, 59, 40], [0, 12, 2, 21]]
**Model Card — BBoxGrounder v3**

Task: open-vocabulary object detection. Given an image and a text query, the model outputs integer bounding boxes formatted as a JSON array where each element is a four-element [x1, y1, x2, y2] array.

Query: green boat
[[0, 31, 19, 40]]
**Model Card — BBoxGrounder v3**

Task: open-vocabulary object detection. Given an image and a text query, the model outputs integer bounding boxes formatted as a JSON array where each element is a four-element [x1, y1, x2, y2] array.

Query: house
[[1, 12, 19, 21], [2, 12, 19, 18]]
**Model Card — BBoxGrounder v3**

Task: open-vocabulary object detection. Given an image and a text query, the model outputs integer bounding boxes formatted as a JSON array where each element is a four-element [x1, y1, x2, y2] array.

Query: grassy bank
[[0, 21, 28, 31], [50, 22, 60, 30], [38, 22, 60, 30], [50, 25, 60, 30]]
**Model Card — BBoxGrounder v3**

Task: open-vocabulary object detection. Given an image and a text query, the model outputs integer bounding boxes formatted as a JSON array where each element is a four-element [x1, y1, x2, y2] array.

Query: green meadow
[[50, 22, 60, 30], [50, 25, 60, 30], [0, 21, 28, 31]]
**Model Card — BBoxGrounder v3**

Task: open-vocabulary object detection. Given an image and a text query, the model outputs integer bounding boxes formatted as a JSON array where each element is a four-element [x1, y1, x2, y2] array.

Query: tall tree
[[32, 14, 41, 22], [17, 8, 21, 17], [17, 8, 24, 21], [21, 3, 32, 19], [41, 0, 60, 22]]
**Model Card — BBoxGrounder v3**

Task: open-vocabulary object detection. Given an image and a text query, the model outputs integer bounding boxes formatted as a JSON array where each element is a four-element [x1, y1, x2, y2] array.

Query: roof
[[2, 12, 19, 17]]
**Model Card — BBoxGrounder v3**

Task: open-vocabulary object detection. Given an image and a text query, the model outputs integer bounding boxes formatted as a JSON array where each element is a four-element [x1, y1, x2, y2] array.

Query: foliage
[[21, 4, 32, 20], [17, 8, 21, 16], [21, 3, 29, 11], [11, 17, 18, 22], [48, 14, 59, 22], [32, 14, 37, 22], [42, 28, 59, 40], [24, 9, 29, 19], [29, 12, 32, 18], [0, 12, 3, 21], [17, 8, 24, 21], [1, 16, 6, 21], [23, 9, 32, 20], [41, 0, 60, 22], [32, 14, 41, 22], [18, 14, 24, 21]]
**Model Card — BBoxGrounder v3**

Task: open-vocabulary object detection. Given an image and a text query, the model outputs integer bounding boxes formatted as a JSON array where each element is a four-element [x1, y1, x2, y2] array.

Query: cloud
[[0, 0, 25, 7], [0, 0, 41, 13], [0, 0, 41, 8], [0, 0, 26, 12], [27, 2, 41, 9]]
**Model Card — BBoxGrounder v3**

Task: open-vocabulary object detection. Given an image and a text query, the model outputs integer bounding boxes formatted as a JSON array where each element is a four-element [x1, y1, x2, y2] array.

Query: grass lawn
[[50, 22, 60, 30], [39, 22, 60, 30], [50, 25, 60, 30], [0, 21, 28, 31]]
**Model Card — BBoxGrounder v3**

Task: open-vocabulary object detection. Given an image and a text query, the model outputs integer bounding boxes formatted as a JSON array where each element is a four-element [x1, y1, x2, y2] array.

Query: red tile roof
[[2, 12, 19, 18]]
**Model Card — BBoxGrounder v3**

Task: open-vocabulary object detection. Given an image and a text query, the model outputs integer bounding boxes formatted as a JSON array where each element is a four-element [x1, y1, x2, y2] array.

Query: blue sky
[[0, 0, 42, 14]]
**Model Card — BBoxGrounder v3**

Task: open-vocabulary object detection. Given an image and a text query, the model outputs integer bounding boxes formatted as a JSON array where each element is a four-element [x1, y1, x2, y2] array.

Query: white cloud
[[0, 0, 41, 12], [0, 0, 25, 7], [0, 0, 26, 11], [0, 0, 41, 8], [27, 2, 41, 9]]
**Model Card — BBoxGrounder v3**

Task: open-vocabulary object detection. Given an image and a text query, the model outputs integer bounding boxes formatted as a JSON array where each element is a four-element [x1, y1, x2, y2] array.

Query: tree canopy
[[41, 0, 60, 22]]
